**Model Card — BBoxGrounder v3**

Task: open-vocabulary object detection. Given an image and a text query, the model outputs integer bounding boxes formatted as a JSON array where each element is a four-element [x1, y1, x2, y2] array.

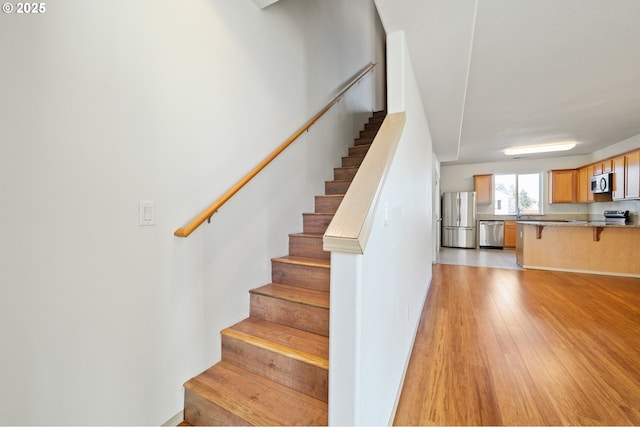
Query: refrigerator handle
[[457, 197, 460, 224]]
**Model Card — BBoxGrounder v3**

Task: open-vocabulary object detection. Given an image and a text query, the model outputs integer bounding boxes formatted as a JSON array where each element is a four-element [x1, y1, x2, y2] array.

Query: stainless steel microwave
[[591, 173, 612, 193]]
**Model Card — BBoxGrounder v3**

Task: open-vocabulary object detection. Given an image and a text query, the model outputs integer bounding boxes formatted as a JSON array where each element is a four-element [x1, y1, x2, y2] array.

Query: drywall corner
[[386, 31, 406, 114]]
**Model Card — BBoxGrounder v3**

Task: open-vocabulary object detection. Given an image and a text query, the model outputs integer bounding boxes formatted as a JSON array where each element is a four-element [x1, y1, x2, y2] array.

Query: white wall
[[590, 132, 640, 162], [329, 30, 433, 426], [0, 1, 385, 424]]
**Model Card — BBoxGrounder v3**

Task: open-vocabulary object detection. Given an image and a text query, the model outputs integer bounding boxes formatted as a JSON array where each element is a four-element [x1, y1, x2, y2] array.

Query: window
[[494, 173, 542, 215]]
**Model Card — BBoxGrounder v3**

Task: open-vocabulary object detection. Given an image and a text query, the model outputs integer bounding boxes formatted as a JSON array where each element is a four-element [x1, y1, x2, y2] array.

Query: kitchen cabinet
[[549, 169, 577, 203], [625, 150, 640, 199], [556, 148, 638, 203], [518, 222, 640, 276], [593, 160, 613, 176], [577, 166, 595, 203], [504, 221, 516, 248], [515, 223, 523, 267], [474, 174, 493, 205], [593, 162, 603, 176], [612, 155, 625, 200]]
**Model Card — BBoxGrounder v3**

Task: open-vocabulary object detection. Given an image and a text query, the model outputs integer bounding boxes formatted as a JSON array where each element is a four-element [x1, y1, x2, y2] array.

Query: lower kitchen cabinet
[[504, 221, 516, 248]]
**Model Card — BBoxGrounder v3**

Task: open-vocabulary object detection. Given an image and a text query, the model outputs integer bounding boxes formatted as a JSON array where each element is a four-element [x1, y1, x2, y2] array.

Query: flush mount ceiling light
[[504, 142, 577, 156]]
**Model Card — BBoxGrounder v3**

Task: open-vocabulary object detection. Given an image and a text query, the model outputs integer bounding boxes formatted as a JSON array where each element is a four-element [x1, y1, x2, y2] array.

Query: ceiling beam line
[[455, 0, 479, 162]]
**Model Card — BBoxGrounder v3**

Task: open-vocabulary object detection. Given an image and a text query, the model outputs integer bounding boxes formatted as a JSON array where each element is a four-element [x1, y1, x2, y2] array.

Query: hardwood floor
[[394, 264, 640, 426]]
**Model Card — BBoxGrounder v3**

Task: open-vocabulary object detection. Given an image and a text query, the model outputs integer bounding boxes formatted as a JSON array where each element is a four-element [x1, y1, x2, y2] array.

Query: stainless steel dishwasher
[[479, 220, 504, 248]]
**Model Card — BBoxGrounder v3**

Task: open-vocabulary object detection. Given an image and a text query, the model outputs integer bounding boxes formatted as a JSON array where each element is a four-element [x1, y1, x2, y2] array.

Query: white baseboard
[[161, 410, 183, 427]]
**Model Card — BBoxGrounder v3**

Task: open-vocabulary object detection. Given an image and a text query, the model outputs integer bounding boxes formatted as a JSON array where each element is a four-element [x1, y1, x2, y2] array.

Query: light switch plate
[[138, 201, 156, 226]]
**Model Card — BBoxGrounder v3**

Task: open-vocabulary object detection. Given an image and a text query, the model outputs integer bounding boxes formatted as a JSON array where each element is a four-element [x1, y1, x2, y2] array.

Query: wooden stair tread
[[185, 361, 327, 426], [289, 232, 324, 238], [325, 179, 351, 186], [223, 318, 328, 368], [251, 283, 329, 309], [315, 194, 344, 199], [303, 212, 334, 217], [271, 255, 330, 269], [352, 142, 372, 148]]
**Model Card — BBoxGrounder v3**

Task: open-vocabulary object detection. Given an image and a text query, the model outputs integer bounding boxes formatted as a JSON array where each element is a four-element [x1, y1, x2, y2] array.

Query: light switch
[[139, 201, 156, 226]]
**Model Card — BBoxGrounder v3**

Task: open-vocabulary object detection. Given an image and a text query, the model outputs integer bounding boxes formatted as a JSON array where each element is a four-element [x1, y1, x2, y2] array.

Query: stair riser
[[272, 261, 329, 292], [342, 155, 364, 167], [303, 214, 333, 234], [355, 137, 374, 146], [334, 167, 358, 181], [325, 180, 351, 195], [364, 122, 382, 131], [359, 129, 379, 138], [349, 144, 371, 157], [184, 389, 246, 426], [289, 235, 329, 259], [373, 110, 386, 117], [250, 294, 329, 336], [368, 116, 385, 124], [315, 195, 343, 214], [222, 336, 328, 402]]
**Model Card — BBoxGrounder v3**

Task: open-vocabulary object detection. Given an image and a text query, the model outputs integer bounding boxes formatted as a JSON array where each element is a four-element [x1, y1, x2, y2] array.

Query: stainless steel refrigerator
[[442, 192, 477, 248]]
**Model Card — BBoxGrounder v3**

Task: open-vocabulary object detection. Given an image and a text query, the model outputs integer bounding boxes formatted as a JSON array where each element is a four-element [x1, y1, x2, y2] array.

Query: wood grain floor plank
[[394, 264, 640, 426]]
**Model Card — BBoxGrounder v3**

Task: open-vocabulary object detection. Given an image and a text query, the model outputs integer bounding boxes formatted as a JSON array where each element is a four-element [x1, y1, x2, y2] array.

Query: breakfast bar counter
[[516, 221, 640, 277]]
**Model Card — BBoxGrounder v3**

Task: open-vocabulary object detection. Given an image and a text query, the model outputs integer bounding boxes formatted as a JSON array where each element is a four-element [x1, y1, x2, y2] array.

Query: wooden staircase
[[182, 111, 386, 426]]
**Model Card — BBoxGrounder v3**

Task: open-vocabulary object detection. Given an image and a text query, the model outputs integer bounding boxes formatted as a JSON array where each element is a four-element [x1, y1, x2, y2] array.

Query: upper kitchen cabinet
[[593, 160, 613, 175], [625, 150, 640, 199], [577, 166, 595, 203], [474, 174, 493, 205], [549, 169, 577, 203], [547, 148, 638, 204], [612, 155, 626, 200]]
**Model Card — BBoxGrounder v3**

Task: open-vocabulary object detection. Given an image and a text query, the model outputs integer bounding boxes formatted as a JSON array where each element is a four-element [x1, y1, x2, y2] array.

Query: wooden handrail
[[174, 62, 378, 237]]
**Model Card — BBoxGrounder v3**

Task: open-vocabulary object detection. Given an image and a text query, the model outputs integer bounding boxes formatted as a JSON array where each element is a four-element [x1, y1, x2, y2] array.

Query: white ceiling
[[375, 0, 640, 165]]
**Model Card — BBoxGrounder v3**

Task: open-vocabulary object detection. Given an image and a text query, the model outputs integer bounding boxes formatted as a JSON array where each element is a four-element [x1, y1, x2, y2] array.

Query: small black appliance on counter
[[603, 210, 630, 225]]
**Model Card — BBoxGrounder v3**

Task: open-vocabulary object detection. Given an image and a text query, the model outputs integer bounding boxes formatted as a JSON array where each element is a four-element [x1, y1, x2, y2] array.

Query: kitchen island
[[516, 221, 640, 277]]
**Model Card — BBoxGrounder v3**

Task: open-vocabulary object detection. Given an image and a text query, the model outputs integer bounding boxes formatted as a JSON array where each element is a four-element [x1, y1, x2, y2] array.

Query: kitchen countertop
[[516, 220, 640, 228]]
